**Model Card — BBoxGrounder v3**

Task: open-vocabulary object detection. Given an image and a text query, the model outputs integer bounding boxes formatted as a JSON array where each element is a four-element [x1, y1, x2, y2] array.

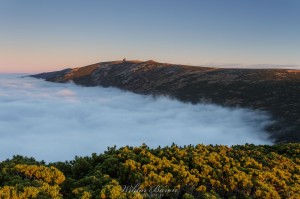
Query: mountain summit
[[31, 60, 300, 143]]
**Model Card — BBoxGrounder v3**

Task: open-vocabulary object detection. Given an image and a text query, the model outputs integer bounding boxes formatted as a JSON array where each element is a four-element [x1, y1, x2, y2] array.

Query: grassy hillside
[[1, 143, 299, 198], [31, 61, 300, 143]]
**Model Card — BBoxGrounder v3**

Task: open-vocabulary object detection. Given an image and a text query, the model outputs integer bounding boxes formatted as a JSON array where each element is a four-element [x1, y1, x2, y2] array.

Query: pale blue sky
[[0, 0, 299, 72]]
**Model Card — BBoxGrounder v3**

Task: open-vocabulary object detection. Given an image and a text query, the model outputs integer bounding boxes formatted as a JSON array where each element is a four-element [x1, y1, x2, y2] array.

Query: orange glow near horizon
[[1, 1, 300, 73]]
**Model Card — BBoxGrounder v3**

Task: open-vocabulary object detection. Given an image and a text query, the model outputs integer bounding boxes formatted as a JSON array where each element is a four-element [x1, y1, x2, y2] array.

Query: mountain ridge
[[31, 60, 300, 143]]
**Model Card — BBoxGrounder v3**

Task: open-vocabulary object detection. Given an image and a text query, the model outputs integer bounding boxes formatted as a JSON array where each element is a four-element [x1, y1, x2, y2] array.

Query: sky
[[0, 0, 300, 73], [0, 74, 272, 162]]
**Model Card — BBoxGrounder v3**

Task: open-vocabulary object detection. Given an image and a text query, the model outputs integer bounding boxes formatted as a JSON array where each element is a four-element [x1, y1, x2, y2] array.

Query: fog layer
[[0, 74, 273, 162]]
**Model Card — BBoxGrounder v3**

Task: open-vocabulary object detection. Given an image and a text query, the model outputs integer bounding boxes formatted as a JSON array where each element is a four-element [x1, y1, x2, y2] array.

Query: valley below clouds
[[0, 74, 273, 162]]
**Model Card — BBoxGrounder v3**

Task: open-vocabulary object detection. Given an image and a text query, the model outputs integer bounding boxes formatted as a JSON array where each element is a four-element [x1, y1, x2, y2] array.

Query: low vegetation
[[1, 143, 299, 198]]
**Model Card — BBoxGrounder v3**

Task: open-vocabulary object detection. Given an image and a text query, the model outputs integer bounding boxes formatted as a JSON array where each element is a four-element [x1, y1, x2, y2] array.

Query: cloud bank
[[0, 74, 273, 162]]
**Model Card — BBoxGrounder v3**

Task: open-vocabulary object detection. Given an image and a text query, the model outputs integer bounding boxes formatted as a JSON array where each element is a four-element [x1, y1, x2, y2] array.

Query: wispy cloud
[[0, 74, 273, 162], [203, 63, 300, 69]]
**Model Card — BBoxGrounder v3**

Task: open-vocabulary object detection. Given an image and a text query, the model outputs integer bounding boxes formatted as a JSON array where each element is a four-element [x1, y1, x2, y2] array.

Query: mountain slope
[[31, 60, 300, 143]]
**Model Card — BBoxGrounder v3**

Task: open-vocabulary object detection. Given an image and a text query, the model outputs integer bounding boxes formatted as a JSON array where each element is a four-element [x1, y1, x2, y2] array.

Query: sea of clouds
[[0, 74, 273, 162]]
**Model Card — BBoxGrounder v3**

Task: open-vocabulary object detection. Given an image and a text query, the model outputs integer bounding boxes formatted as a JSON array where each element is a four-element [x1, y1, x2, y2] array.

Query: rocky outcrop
[[31, 60, 300, 143]]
